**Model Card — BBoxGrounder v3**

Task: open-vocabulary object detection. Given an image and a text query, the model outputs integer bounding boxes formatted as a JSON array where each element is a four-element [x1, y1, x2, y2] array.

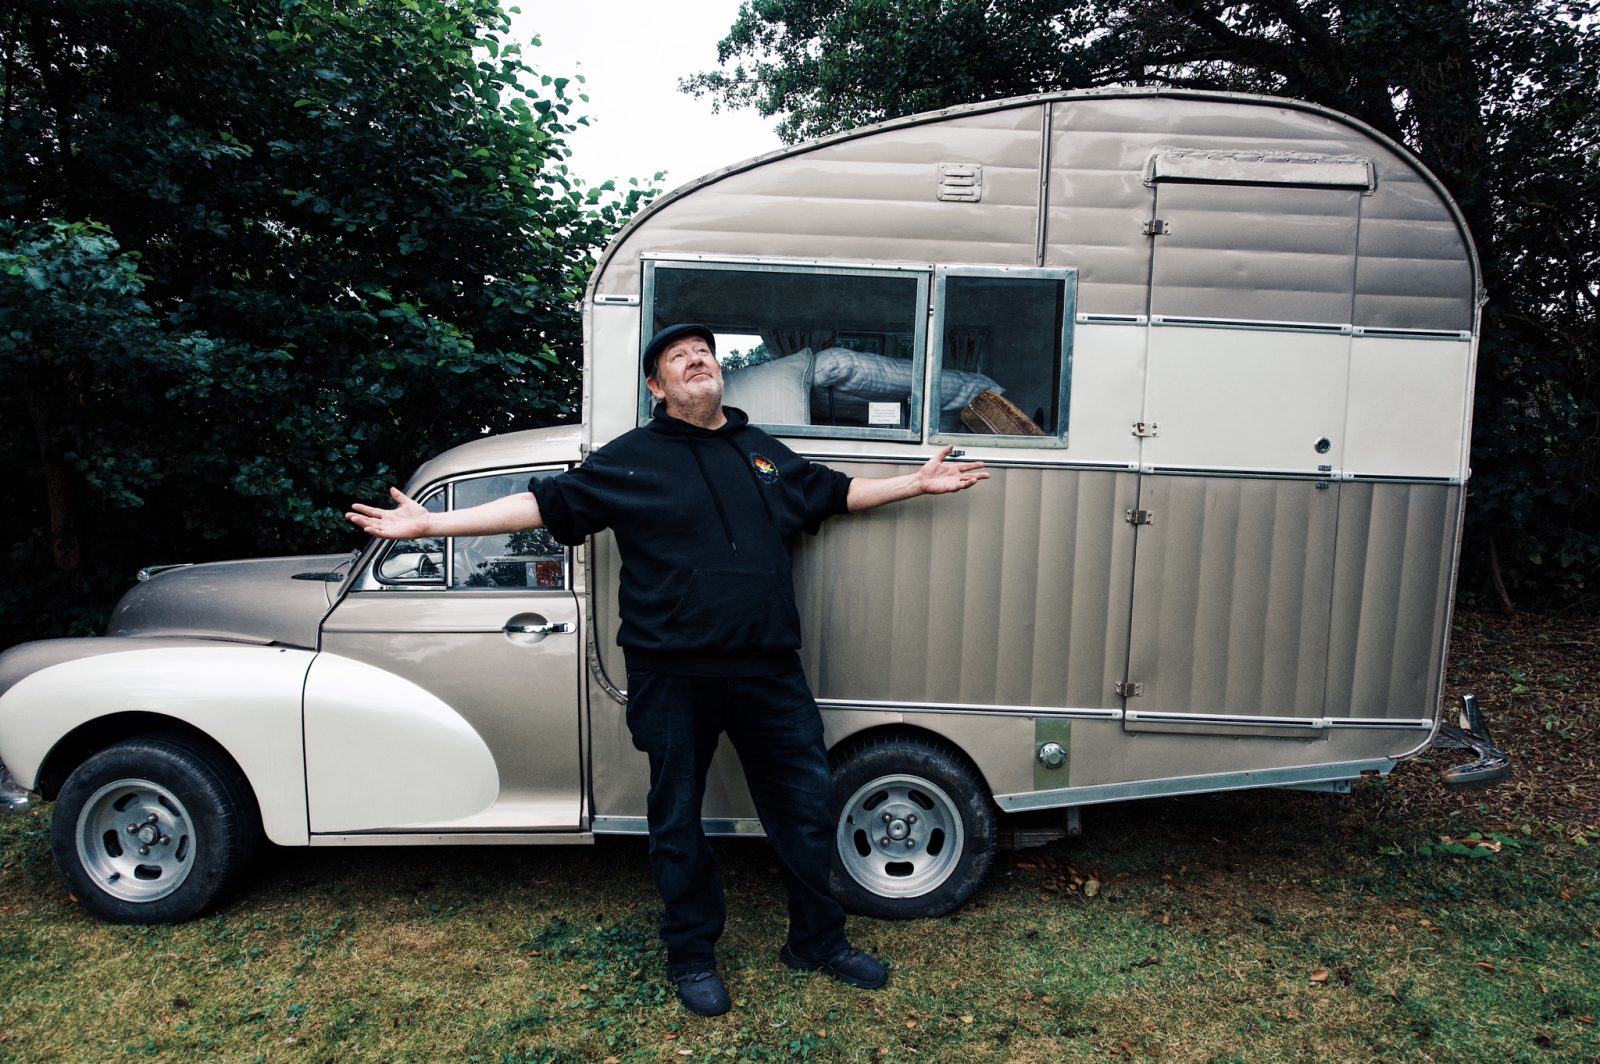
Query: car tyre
[[829, 734, 997, 919], [50, 735, 260, 924]]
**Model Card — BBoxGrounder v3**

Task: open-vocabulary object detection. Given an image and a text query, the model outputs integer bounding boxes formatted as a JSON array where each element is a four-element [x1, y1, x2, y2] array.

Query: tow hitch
[[1433, 693, 1512, 790]]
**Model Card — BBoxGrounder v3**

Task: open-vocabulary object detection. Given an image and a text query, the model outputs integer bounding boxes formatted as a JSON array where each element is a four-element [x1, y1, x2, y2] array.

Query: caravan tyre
[[50, 736, 260, 924], [830, 735, 997, 919]]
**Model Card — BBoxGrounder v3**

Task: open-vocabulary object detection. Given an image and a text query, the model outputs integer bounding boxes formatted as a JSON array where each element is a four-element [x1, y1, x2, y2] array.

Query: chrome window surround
[[929, 264, 1078, 450], [356, 467, 573, 593], [640, 257, 933, 442]]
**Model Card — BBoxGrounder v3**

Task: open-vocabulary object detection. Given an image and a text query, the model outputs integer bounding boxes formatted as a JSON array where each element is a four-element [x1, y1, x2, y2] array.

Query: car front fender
[[0, 643, 313, 845]]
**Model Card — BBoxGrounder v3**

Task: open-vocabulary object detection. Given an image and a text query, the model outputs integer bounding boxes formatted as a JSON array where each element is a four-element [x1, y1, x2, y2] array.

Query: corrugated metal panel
[[1150, 183, 1361, 323], [594, 108, 1045, 295], [1044, 96, 1364, 316], [1354, 174, 1475, 330], [1125, 476, 1338, 722], [591, 464, 1138, 710], [795, 464, 1136, 708], [1036, 95, 1471, 331], [1325, 482, 1458, 719]]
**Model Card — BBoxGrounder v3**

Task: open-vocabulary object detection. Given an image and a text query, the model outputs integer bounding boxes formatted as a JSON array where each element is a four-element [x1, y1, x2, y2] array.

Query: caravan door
[[1124, 155, 1367, 734]]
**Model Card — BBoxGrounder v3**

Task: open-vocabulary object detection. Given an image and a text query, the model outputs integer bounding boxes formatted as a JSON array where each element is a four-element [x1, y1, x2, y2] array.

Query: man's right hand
[[347, 487, 432, 540]]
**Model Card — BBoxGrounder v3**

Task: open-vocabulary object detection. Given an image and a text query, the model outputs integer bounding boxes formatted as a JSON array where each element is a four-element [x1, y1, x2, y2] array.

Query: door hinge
[[1142, 218, 1170, 236], [1115, 680, 1144, 698], [1125, 508, 1154, 526], [1131, 421, 1159, 437]]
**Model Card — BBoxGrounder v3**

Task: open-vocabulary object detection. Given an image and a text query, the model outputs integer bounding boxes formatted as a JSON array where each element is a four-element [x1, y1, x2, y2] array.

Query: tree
[[0, 0, 654, 644], [688, 0, 1600, 609]]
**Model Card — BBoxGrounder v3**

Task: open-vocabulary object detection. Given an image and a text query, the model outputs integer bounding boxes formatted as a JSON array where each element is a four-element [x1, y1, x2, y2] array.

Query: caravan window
[[643, 261, 929, 441], [931, 267, 1077, 442]]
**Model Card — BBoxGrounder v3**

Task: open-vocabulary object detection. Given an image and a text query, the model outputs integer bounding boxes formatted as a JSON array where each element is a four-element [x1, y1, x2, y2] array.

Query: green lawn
[[3, 609, 1597, 1062], [2, 781, 1596, 1063]]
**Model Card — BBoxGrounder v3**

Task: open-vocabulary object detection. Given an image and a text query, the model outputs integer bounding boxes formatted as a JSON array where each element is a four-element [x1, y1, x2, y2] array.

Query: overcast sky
[[506, 2, 784, 194]]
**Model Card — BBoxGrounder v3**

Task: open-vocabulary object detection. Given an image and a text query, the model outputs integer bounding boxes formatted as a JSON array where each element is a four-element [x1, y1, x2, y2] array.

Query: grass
[[1, 609, 1597, 1062]]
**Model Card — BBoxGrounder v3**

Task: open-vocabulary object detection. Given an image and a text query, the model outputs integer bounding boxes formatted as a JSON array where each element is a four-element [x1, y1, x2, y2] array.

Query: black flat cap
[[642, 323, 716, 378]]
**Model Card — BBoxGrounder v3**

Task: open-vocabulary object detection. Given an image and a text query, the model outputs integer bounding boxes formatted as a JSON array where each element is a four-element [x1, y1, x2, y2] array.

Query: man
[[347, 323, 987, 1017]]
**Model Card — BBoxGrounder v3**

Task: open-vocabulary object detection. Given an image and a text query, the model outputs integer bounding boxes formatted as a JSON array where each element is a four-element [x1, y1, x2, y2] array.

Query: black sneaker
[[779, 944, 888, 989], [672, 969, 731, 1016]]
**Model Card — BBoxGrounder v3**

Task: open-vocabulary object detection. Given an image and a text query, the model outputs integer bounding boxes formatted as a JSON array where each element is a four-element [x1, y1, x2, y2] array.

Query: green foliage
[[688, 0, 1600, 608], [0, 0, 654, 644]]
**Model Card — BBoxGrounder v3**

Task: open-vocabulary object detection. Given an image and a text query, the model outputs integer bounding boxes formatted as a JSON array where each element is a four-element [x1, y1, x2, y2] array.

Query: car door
[[307, 468, 584, 834]]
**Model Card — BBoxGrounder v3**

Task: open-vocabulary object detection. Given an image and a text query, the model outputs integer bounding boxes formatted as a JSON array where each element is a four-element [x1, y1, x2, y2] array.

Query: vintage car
[[1, 87, 1510, 924]]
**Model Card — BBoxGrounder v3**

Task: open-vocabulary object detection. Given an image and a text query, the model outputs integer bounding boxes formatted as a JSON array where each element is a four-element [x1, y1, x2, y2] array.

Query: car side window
[[370, 471, 568, 590], [450, 472, 567, 589]]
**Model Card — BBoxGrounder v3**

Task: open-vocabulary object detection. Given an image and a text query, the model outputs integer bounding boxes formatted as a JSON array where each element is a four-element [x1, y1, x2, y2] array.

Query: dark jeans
[[624, 668, 848, 975]]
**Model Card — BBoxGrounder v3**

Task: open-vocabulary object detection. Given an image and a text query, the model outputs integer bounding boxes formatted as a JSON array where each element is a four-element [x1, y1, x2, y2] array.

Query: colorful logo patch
[[748, 452, 779, 484]]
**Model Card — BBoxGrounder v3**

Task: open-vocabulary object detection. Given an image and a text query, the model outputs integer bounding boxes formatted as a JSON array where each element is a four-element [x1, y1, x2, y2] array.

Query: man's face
[[646, 334, 723, 411]]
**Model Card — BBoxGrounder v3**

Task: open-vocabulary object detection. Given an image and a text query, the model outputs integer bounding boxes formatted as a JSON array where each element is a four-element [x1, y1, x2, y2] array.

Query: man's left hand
[[914, 445, 989, 495]]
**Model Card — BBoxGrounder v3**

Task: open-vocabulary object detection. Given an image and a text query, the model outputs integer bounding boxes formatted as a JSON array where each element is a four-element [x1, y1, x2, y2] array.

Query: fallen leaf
[[1310, 970, 1330, 984], [604, 1058, 621, 1063], [906, 1020, 917, 1028], [1160, 913, 1170, 926], [1476, 961, 1496, 972], [1578, 1016, 1594, 1025], [960, 1015, 974, 1025], [664, 1032, 679, 1040], [1559, 890, 1572, 901], [817, 1029, 827, 1036], [678, 1051, 692, 1058]]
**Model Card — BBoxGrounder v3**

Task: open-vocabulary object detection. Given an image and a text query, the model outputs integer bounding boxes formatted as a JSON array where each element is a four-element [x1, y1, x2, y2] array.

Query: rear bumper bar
[[0, 763, 31, 814]]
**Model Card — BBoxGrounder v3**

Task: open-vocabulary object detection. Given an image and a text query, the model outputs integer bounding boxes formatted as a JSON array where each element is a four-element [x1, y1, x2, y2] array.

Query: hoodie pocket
[[662, 567, 802, 653]]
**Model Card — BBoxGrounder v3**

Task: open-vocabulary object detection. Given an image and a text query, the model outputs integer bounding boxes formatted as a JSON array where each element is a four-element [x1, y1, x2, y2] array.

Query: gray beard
[[664, 387, 726, 429]]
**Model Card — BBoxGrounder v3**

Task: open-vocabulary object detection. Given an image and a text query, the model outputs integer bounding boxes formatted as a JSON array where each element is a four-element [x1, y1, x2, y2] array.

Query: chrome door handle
[[504, 621, 574, 635]]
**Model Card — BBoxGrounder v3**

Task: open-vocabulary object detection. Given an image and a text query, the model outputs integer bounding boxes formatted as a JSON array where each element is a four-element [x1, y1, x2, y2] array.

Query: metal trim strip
[[1076, 313, 1149, 325], [309, 832, 595, 847], [1150, 315, 1353, 334], [994, 758, 1394, 811], [1351, 326, 1471, 341], [593, 816, 766, 838], [818, 697, 1121, 720]]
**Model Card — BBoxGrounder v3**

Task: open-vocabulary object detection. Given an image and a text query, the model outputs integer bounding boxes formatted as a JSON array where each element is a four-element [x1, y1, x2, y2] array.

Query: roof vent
[[937, 163, 983, 202]]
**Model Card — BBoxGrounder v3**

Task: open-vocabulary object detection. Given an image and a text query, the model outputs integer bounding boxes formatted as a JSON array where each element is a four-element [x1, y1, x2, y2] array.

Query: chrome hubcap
[[76, 778, 195, 903], [837, 774, 963, 898]]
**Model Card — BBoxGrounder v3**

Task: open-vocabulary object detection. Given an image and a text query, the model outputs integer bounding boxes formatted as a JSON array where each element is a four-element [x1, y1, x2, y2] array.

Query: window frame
[[640, 257, 932, 443], [928, 264, 1079, 450], [359, 468, 573, 593]]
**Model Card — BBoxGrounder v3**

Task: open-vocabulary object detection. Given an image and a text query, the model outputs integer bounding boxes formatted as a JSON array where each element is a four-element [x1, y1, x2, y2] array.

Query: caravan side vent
[[937, 163, 983, 202], [1143, 148, 1376, 193]]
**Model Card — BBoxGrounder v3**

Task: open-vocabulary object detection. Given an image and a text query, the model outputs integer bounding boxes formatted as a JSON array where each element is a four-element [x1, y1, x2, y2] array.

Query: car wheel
[[50, 736, 260, 924], [829, 735, 997, 919]]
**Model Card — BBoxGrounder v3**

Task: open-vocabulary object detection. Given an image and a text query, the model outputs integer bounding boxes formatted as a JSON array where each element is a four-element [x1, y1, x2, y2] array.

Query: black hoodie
[[530, 406, 852, 676]]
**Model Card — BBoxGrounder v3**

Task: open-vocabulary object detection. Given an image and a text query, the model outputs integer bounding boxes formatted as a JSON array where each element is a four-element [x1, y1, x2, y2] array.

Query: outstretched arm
[[846, 445, 988, 513], [346, 486, 544, 540]]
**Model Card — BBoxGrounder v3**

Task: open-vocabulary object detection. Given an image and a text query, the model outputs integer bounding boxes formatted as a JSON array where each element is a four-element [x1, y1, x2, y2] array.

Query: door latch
[[504, 621, 574, 636]]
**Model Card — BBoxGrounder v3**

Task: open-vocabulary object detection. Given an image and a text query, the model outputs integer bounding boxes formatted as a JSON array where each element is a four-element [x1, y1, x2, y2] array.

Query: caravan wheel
[[830, 735, 997, 919]]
